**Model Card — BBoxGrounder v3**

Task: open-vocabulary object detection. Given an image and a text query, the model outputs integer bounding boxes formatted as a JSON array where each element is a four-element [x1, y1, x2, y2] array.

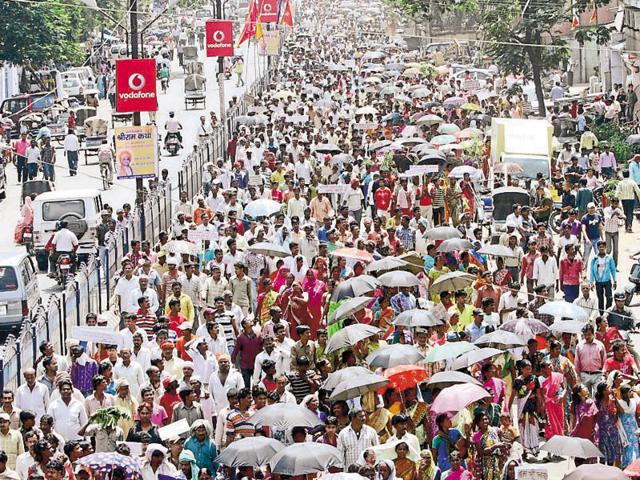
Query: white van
[[0, 249, 40, 331], [61, 71, 85, 98], [32, 189, 104, 271], [69, 67, 96, 90]]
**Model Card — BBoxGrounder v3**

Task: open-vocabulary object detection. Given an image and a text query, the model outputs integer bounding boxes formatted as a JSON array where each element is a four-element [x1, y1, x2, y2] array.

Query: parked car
[[0, 92, 57, 135], [0, 249, 40, 331]]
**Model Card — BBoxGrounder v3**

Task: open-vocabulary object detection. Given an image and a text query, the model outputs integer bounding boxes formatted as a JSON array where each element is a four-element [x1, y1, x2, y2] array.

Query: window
[[0, 267, 18, 291], [42, 200, 85, 221], [31, 94, 55, 111]]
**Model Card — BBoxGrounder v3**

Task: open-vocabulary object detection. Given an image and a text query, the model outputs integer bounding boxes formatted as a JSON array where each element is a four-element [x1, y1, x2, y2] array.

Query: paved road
[[0, 41, 262, 293]]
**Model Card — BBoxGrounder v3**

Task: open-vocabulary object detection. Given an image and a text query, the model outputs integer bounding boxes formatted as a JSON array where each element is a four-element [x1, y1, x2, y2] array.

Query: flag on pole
[[590, 7, 597, 23], [571, 1, 580, 29], [236, 0, 259, 46], [280, 0, 294, 28], [255, 21, 264, 40]]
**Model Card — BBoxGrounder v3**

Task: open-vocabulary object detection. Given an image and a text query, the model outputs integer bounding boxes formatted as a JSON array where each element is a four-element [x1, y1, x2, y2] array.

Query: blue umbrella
[[77, 452, 142, 480]]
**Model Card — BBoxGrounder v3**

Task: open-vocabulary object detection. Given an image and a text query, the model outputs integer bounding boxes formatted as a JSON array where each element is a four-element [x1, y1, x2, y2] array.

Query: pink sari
[[273, 266, 290, 292], [302, 271, 327, 336], [483, 377, 506, 410], [541, 371, 564, 440]]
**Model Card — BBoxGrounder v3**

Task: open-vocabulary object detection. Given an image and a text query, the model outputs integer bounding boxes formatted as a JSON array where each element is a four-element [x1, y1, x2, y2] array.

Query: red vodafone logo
[[259, 0, 278, 23], [128, 73, 146, 91], [206, 20, 234, 57], [115, 59, 157, 112]]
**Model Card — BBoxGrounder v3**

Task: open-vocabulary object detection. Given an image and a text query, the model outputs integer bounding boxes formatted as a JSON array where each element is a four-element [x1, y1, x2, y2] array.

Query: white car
[[450, 69, 493, 88], [61, 71, 85, 98]]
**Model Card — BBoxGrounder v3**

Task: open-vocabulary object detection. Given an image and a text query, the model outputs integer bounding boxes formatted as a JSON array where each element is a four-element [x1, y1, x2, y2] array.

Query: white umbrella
[[435, 238, 474, 253], [325, 324, 380, 354], [426, 371, 482, 390], [377, 270, 422, 287], [269, 443, 343, 475], [328, 373, 389, 401], [538, 301, 589, 321], [393, 309, 442, 327], [355, 106, 379, 115], [164, 240, 199, 255], [215, 437, 285, 467], [323, 366, 376, 390], [366, 257, 409, 273], [437, 123, 461, 135], [244, 199, 282, 218], [415, 114, 444, 126], [474, 330, 526, 349], [477, 244, 517, 258], [550, 320, 587, 334], [249, 404, 323, 428], [247, 242, 291, 258], [540, 435, 602, 458], [423, 226, 462, 240], [429, 271, 475, 294], [448, 165, 480, 178], [451, 347, 503, 370], [328, 296, 373, 325], [366, 344, 425, 368]]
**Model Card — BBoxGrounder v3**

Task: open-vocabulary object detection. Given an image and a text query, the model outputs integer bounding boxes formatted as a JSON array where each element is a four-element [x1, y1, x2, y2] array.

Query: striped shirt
[[433, 186, 445, 208], [225, 409, 255, 440], [338, 425, 379, 466], [286, 371, 314, 403], [215, 310, 237, 349], [615, 179, 640, 201]]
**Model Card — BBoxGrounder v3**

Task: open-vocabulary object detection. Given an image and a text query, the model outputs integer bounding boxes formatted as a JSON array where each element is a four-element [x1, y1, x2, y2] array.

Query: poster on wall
[[114, 125, 159, 179]]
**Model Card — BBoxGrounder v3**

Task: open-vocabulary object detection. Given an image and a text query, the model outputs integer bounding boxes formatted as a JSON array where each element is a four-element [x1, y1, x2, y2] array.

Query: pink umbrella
[[431, 383, 490, 414]]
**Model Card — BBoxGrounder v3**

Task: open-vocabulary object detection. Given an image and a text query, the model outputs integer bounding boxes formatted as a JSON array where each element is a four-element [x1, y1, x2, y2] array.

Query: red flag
[[280, 0, 294, 28], [572, 13, 580, 29], [590, 8, 597, 23], [236, 0, 258, 46]]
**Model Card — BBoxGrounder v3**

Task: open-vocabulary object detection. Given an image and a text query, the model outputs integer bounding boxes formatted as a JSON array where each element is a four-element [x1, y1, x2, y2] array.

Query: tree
[[0, 0, 84, 68]]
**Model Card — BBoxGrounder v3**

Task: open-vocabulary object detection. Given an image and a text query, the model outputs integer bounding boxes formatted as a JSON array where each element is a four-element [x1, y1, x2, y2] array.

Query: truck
[[490, 118, 553, 184]]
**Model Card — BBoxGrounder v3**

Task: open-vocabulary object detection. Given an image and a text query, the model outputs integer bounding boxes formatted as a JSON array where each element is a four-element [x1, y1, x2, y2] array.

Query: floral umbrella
[[77, 453, 143, 480]]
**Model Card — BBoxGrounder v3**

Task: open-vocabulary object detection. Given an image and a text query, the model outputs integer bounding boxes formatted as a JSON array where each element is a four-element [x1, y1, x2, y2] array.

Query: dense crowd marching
[[7, 0, 640, 479]]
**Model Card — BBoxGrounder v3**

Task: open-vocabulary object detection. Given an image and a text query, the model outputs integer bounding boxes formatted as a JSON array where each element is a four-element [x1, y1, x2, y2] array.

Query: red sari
[[541, 372, 564, 440], [302, 272, 327, 336], [286, 289, 314, 340]]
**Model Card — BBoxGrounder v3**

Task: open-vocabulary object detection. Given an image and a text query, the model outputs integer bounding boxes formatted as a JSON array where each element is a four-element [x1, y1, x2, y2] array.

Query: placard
[[408, 164, 439, 174], [71, 326, 125, 347], [158, 418, 191, 440], [114, 125, 159, 179], [354, 122, 377, 130], [463, 79, 481, 91], [515, 466, 548, 480], [318, 184, 351, 194], [249, 174, 264, 186], [187, 230, 219, 242], [259, 30, 281, 56]]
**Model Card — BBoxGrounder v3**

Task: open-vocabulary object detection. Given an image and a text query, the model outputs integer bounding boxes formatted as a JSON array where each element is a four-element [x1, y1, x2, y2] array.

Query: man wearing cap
[[0, 415, 23, 471]]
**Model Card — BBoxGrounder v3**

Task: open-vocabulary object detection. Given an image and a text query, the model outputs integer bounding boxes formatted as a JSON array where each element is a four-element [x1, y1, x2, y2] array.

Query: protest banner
[[158, 418, 190, 440], [71, 326, 126, 348], [318, 184, 351, 194]]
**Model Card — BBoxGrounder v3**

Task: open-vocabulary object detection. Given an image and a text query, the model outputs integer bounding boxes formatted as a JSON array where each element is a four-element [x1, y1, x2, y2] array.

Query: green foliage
[[463, 137, 484, 160], [0, 0, 84, 67], [418, 62, 436, 79], [91, 406, 132, 430], [591, 122, 638, 167]]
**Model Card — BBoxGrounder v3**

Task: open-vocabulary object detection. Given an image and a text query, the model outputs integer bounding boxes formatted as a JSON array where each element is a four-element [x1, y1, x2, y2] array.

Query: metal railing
[[0, 66, 274, 392]]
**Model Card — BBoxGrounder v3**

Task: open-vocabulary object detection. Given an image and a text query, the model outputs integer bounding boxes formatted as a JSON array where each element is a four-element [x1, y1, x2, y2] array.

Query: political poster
[[114, 125, 159, 180], [318, 184, 350, 194]]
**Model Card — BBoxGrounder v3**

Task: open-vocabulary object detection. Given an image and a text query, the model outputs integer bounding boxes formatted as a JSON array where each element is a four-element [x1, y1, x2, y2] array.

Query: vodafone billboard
[[115, 59, 157, 113], [259, 0, 278, 23], [206, 20, 234, 57]]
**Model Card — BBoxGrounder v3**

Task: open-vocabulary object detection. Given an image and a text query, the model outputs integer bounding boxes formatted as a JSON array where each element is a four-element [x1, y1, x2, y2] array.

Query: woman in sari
[[256, 278, 279, 326], [272, 266, 290, 293], [393, 442, 417, 480], [363, 390, 393, 442], [595, 381, 622, 466], [482, 363, 506, 412], [539, 360, 565, 441], [276, 272, 296, 314], [508, 359, 542, 461], [286, 281, 314, 341], [570, 383, 598, 465], [617, 384, 640, 467], [313, 256, 329, 282], [302, 269, 328, 336], [471, 413, 504, 480]]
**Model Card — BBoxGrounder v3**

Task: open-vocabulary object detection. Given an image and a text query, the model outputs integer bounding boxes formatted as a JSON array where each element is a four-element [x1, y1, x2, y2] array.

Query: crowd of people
[[6, 0, 640, 479]]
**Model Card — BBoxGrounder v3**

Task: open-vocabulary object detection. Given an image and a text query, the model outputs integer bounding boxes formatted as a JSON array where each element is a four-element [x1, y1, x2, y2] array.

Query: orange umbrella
[[330, 247, 374, 263], [379, 365, 429, 392]]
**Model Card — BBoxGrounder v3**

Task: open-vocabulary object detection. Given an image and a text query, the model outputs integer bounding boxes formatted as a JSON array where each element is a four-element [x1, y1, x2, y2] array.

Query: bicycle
[[100, 162, 111, 190]]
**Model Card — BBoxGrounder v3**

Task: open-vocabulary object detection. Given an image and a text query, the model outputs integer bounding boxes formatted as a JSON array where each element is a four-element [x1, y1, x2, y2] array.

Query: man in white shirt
[[14, 369, 49, 421], [252, 336, 282, 386], [113, 348, 145, 397], [164, 112, 182, 144], [49, 221, 79, 276], [126, 275, 159, 314], [287, 187, 307, 220], [48, 380, 88, 441], [113, 263, 139, 313], [198, 115, 213, 138], [63, 130, 80, 176], [533, 246, 559, 300], [25, 140, 40, 180], [294, 155, 312, 184]]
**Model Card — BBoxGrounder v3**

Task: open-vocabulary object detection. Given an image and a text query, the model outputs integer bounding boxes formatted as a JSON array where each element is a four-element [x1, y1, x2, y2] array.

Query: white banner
[[318, 184, 351, 194], [408, 164, 439, 174], [249, 174, 264, 186], [463, 79, 481, 91], [353, 122, 377, 130], [515, 466, 548, 480], [71, 326, 125, 348], [187, 230, 219, 242], [158, 418, 191, 440]]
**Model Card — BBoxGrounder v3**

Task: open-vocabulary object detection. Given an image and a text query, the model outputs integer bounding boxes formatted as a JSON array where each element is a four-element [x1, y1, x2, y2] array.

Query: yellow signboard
[[259, 30, 281, 56], [114, 125, 158, 179]]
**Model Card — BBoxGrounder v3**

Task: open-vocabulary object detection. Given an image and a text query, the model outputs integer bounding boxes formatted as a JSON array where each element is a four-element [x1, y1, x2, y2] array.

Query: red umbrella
[[330, 247, 374, 263], [624, 459, 640, 478], [379, 365, 429, 392]]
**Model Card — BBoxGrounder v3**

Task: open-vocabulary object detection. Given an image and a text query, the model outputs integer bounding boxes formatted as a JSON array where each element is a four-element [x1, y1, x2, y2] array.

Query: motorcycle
[[22, 225, 34, 256], [56, 253, 74, 286], [165, 132, 181, 156], [624, 253, 640, 307]]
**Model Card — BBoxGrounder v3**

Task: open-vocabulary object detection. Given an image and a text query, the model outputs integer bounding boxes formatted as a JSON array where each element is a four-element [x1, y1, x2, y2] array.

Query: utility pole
[[129, 0, 143, 205]]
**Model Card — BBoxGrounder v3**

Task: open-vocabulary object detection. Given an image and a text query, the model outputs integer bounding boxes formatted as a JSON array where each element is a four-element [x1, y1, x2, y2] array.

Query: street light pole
[[128, 0, 144, 209]]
